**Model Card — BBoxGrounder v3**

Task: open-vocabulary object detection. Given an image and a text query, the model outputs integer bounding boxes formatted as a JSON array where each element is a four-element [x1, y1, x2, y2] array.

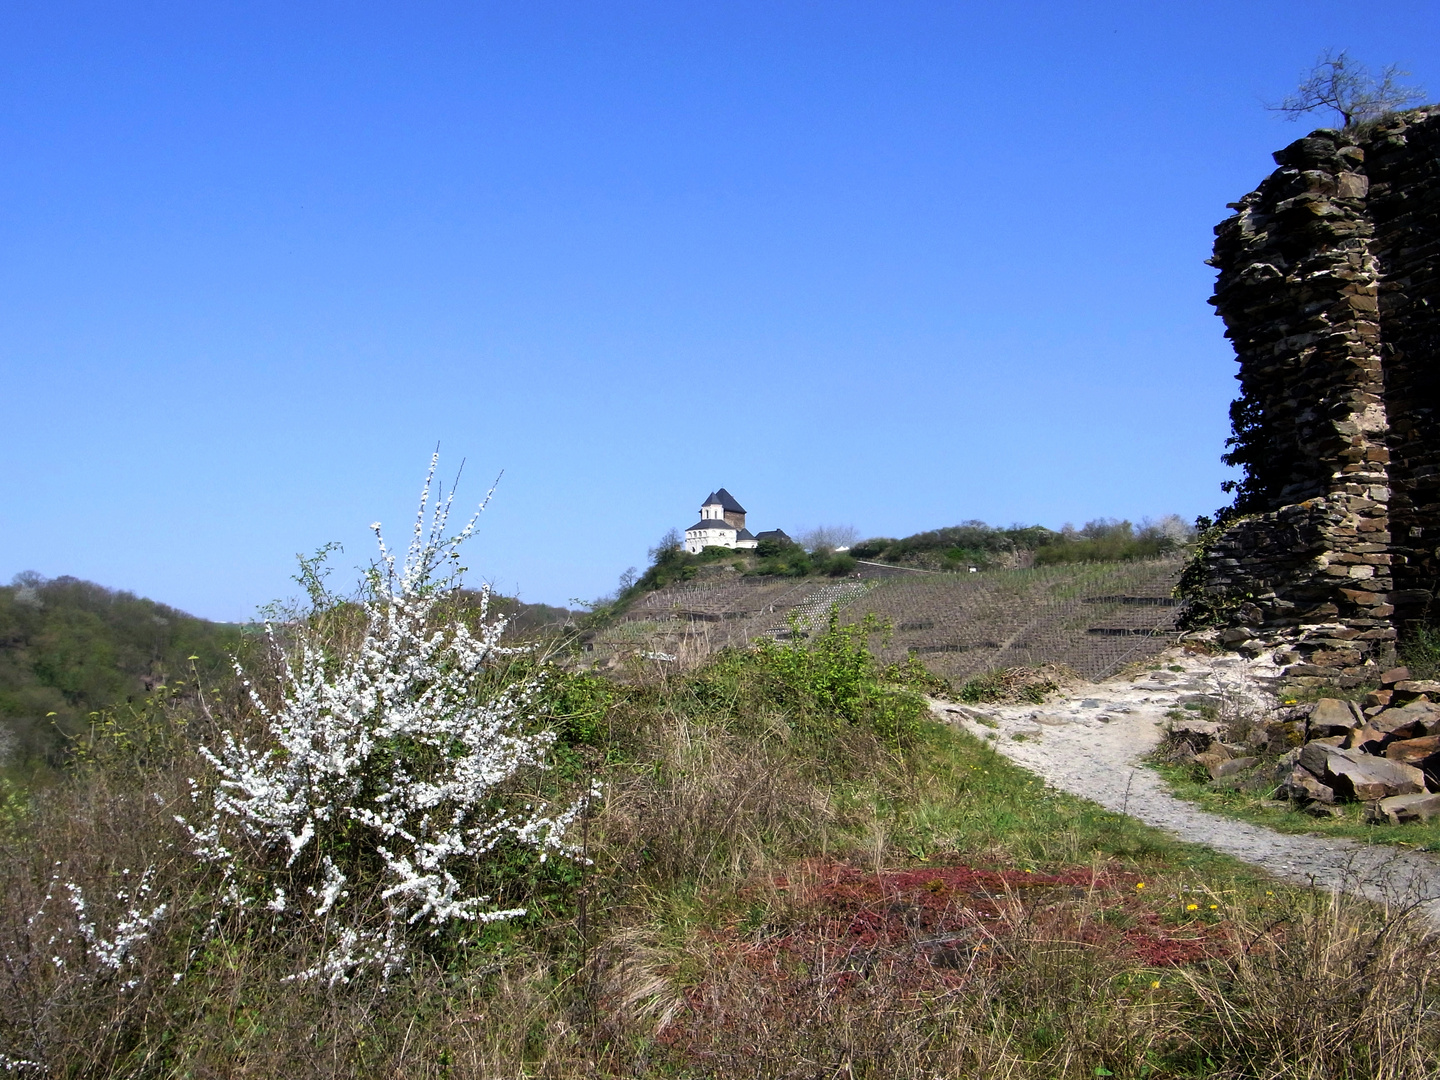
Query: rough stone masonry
[[1195, 106, 1440, 686]]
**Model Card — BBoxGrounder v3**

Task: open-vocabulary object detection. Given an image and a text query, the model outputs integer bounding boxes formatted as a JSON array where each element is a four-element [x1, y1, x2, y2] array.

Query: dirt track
[[932, 649, 1440, 927]]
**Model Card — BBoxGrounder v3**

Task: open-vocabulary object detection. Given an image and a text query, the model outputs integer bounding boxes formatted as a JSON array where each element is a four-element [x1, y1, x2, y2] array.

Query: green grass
[[893, 722, 1267, 880], [1151, 760, 1440, 852]]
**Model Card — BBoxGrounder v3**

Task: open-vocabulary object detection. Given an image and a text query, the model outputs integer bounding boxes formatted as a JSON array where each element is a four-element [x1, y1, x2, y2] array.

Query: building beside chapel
[[683, 489, 790, 554]]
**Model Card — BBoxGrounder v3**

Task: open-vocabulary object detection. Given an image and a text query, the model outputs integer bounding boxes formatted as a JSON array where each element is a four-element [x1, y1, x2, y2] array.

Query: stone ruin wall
[[1198, 107, 1440, 685]]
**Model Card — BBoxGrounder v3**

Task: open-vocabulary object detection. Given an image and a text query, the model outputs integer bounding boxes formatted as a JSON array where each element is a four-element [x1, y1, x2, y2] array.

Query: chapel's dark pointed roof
[[701, 488, 746, 514]]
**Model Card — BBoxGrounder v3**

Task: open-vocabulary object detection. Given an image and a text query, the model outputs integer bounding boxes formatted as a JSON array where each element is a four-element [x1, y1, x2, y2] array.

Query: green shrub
[[705, 613, 929, 748], [878, 522, 1058, 567], [849, 538, 895, 559], [748, 549, 813, 578], [755, 537, 798, 558]]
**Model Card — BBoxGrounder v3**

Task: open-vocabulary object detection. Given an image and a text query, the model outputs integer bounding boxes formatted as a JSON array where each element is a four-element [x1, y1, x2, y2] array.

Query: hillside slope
[[584, 557, 1185, 681]]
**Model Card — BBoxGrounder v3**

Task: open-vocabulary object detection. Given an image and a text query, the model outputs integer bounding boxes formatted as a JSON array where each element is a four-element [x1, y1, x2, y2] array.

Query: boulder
[[1302, 743, 1426, 801], [1279, 766, 1335, 803], [1299, 740, 1339, 777], [1336, 756, 1425, 801], [1347, 725, 1389, 754], [1308, 698, 1361, 738], [1194, 749, 1229, 773], [1209, 756, 1258, 780], [1365, 689, 1394, 708], [1364, 791, 1440, 825], [1393, 680, 1440, 698], [1372, 701, 1440, 739], [1305, 736, 1348, 756], [1383, 734, 1440, 765]]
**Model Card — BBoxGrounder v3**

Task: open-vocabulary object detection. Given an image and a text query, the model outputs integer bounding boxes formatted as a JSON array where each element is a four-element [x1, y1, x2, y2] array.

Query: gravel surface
[[933, 648, 1440, 927]]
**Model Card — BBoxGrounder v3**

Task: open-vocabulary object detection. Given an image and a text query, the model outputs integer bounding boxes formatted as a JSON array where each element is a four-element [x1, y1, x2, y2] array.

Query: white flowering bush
[[179, 456, 593, 983]]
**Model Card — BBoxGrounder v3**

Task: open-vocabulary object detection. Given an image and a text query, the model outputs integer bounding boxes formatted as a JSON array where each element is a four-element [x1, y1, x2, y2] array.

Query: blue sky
[[2, 2, 1435, 620]]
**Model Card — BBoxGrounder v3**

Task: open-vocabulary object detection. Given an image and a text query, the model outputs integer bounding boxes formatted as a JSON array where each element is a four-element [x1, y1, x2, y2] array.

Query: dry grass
[[1175, 890, 1440, 1079], [582, 858, 1440, 1079]]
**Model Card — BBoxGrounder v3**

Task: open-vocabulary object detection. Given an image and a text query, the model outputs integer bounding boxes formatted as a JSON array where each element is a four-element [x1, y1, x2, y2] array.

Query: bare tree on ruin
[[1268, 49, 1426, 128]]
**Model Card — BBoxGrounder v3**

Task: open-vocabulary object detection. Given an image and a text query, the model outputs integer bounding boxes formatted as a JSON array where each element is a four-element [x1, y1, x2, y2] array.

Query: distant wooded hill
[[0, 574, 577, 768], [0, 574, 242, 765]]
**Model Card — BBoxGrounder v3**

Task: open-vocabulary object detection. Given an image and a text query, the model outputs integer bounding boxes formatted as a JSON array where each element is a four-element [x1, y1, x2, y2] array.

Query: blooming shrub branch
[[65, 867, 168, 984], [17, 864, 169, 996], [180, 455, 593, 983]]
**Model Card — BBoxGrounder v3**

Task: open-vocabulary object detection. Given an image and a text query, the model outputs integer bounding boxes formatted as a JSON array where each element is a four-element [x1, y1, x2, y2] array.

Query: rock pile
[[1175, 666, 1440, 825]]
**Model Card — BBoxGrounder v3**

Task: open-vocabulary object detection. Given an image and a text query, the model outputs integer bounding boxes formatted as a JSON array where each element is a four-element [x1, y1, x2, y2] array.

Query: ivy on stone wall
[[1172, 392, 1267, 627], [1174, 515, 1257, 629], [1219, 392, 1272, 520]]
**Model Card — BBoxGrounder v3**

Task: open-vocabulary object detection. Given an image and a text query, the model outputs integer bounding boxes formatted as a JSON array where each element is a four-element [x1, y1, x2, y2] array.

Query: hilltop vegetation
[[852, 521, 1056, 569], [588, 516, 1194, 629], [855, 516, 1193, 571], [0, 573, 575, 772]]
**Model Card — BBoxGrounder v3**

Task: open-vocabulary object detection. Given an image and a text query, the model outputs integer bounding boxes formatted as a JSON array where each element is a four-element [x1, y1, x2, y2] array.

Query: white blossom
[[182, 456, 595, 982]]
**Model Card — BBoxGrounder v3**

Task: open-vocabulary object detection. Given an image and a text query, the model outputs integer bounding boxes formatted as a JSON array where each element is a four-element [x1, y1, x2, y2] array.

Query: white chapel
[[683, 489, 789, 554]]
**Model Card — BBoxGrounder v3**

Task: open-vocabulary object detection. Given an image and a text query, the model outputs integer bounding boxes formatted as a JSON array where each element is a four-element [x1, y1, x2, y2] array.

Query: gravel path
[[933, 649, 1440, 927]]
